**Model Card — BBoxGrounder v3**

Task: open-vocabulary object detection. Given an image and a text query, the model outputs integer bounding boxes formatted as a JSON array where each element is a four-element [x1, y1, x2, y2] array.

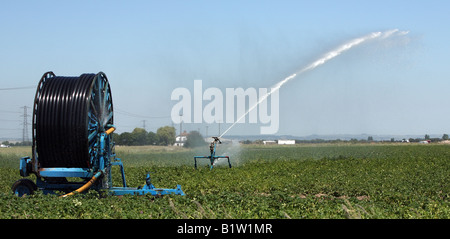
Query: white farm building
[[278, 139, 295, 145], [174, 131, 188, 147]]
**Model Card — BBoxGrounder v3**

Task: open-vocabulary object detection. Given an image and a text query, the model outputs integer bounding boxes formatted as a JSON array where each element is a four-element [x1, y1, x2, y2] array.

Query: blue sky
[[1, 0, 450, 139]]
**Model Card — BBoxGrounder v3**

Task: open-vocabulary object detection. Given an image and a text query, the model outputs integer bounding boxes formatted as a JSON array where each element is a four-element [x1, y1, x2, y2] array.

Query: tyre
[[12, 179, 38, 197]]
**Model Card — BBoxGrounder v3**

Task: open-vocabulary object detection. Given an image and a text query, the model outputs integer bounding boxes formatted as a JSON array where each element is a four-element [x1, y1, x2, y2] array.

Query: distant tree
[[13, 141, 31, 146], [368, 136, 374, 142], [425, 134, 430, 140], [118, 132, 134, 145], [241, 140, 252, 144], [254, 140, 264, 144], [112, 127, 175, 146], [147, 131, 158, 145], [112, 133, 120, 144], [132, 128, 148, 145], [430, 137, 441, 143], [156, 126, 176, 146], [184, 131, 207, 148], [443, 134, 449, 140]]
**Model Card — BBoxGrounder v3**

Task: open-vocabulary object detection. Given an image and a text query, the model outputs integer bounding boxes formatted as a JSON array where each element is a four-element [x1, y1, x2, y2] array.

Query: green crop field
[[0, 143, 449, 219]]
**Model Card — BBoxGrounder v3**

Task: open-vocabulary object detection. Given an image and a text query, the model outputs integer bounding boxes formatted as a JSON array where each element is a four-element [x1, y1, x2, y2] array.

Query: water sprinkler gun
[[194, 136, 231, 170]]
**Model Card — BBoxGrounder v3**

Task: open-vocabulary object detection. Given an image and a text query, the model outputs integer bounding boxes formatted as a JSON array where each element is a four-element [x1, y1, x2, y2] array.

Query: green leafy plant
[[1, 144, 449, 219]]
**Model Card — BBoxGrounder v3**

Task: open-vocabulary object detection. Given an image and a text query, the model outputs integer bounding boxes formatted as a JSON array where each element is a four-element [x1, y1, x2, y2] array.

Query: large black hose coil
[[32, 72, 113, 169]]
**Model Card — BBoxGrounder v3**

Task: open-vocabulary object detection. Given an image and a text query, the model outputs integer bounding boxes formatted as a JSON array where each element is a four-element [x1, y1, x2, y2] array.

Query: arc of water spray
[[219, 29, 408, 138]]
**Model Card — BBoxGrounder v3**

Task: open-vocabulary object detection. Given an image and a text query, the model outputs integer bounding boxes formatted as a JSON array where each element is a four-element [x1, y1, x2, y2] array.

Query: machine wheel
[[12, 179, 38, 197]]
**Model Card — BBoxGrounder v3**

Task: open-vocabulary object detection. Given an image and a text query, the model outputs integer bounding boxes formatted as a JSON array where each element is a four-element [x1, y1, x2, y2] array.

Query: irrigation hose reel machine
[[12, 72, 184, 197]]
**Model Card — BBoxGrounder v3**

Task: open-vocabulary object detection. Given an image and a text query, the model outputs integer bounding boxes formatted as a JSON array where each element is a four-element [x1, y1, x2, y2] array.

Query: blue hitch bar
[[109, 172, 185, 196]]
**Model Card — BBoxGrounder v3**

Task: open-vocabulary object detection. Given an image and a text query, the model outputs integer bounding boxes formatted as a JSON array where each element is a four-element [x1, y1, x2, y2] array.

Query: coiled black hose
[[32, 72, 113, 169]]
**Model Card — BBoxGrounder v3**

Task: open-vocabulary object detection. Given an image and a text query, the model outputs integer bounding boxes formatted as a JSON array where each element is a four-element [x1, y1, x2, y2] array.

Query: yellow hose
[[105, 127, 116, 135], [59, 171, 102, 198], [60, 127, 113, 198]]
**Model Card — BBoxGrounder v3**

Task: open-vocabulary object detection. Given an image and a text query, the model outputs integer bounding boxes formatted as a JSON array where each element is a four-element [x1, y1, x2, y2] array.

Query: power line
[[0, 119, 21, 122], [114, 107, 171, 119], [0, 85, 35, 91], [0, 110, 20, 114]]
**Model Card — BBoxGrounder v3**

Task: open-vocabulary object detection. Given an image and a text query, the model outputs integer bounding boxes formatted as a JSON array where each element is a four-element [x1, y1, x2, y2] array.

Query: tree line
[[2, 126, 207, 148], [240, 134, 450, 145], [112, 126, 176, 146], [112, 126, 207, 148]]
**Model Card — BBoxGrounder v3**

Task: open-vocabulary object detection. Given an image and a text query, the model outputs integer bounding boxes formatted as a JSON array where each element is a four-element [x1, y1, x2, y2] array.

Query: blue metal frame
[[18, 131, 185, 196], [19, 157, 31, 177], [39, 168, 93, 178], [194, 137, 231, 170]]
